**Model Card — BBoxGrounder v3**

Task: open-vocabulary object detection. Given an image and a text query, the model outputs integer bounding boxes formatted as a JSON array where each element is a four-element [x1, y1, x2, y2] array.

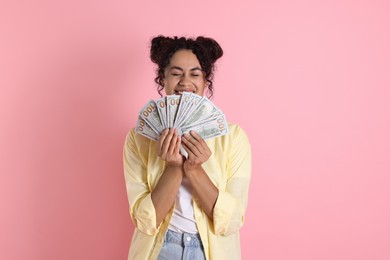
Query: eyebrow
[[169, 66, 203, 72]]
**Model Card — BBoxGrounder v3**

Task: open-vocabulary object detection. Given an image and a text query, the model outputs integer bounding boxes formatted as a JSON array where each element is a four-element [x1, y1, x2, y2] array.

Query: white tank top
[[168, 176, 198, 234]]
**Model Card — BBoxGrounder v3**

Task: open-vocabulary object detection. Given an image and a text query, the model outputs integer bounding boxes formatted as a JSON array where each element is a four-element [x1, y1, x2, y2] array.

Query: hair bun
[[150, 35, 173, 64], [196, 36, 223, 63]]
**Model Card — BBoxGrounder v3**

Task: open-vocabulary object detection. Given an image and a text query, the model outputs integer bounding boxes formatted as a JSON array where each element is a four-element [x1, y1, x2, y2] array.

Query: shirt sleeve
[[123, 129, 159, 235], [213, 125, 252, 236]]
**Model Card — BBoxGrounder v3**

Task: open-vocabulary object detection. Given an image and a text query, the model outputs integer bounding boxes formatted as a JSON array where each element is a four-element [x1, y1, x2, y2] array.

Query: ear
[[205, 80, 210, 88]]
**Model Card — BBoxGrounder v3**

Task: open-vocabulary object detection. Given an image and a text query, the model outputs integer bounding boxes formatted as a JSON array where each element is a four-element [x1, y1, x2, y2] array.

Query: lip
[[174, 90, 195, 95]]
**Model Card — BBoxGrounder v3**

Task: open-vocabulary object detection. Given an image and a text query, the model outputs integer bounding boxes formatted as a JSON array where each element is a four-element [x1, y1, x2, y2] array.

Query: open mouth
[[174, 91, 195, 95]]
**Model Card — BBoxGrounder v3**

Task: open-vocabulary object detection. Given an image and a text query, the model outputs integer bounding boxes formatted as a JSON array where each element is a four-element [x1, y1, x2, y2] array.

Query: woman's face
[[163, 49, 207, 96]]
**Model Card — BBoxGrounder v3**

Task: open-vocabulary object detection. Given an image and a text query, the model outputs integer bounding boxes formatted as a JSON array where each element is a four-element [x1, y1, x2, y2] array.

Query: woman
[[123, 36, 252, 260]]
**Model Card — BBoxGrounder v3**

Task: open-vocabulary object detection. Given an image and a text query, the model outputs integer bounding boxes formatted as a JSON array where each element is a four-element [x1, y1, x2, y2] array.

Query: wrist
[[166, 162, 184, 171], [184, 164, 203, 177]]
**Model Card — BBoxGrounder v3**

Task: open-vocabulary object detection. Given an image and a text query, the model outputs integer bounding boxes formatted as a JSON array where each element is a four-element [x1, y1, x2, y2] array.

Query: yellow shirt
[[123, 123, 252, 260]]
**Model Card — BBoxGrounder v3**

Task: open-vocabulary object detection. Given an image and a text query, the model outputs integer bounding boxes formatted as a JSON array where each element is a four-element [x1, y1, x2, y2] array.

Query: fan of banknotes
[[135, 92, 228, 157]]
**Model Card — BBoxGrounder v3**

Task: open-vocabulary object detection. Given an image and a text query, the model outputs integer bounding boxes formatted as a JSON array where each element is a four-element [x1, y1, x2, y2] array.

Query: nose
[[178, 74, 191, 86]]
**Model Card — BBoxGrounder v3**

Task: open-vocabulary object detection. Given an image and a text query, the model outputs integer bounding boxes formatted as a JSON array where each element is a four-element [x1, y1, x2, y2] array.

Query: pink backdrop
[[1, 0, 389, 259]]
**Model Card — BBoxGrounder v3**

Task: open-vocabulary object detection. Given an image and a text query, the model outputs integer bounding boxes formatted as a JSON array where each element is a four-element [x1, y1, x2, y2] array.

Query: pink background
[[1, 0, 389, 259]]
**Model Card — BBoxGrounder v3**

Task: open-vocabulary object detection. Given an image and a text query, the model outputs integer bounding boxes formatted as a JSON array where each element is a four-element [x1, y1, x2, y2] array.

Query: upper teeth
[[176, 91, 194, 94]]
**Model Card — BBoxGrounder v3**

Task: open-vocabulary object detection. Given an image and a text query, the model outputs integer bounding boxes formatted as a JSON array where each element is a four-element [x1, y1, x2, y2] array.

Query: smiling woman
[[163, 50, 206, 96], [123, 35, 252, 260], [150, 36, 223, 98]]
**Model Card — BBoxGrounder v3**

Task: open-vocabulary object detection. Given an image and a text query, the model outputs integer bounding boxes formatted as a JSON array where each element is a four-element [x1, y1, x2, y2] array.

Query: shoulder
[[226, 122, 250, 143], [124, 128, 153, 152], [213, 122, 251, 154], [218, 122, 252, 167], [124, 128, 136, 146]]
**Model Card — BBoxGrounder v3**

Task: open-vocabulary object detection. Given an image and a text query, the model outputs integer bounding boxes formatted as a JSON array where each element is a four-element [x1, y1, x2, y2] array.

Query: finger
[[184, 132, 202, 152], [182, 133, 201, 156], [167, 129, 178, 155], [161, 128, 175, 155], [158, 129, 169, 156], [189, 131, 208, 151], [159, 128, 169, 146], [173, 133, 181, 155], [190, 130, 212, 156], [181, 142, 195, 162], [183, 132, 197, 146]]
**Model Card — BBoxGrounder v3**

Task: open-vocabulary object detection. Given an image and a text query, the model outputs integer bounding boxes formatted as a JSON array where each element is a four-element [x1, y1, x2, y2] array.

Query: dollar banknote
[[167, 95, 181, 128], [181, 114, 228, 140], [156, 97, 167, 129], [135, 93, 229, 157], [173, 92, 192, 127], [135, 116, 159, 141], [139, 99, 163, 134]]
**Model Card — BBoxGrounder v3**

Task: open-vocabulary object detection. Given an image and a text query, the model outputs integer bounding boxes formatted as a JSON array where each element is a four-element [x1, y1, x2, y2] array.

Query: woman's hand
[[181, 131, 218, 220], [181, 131, 212, 171], [158, 128, 184, 167]]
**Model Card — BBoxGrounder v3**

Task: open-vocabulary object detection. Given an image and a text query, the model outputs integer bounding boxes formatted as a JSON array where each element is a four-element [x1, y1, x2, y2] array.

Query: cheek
[[163, 79, 175, 94], [198, 78, 207, 88]]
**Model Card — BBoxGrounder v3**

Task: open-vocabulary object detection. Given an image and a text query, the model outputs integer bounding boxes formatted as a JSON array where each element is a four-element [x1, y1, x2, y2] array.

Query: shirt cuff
[[133, 193, 159, 235], [213, 190, 242, 236]]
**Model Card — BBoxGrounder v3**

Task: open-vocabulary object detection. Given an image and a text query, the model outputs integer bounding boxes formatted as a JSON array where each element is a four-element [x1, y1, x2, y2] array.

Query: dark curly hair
[[150, 35, 223, 99]]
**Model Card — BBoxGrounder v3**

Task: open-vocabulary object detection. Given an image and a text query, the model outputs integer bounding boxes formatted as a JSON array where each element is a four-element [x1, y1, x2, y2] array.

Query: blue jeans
[[157, 229, 206, 260]]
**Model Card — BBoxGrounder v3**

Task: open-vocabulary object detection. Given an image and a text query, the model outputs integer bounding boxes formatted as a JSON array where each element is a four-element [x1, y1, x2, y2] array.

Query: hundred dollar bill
[[180, 97, 220, 127], [173, 92, 192, 127], [156, 97, 167, 129], [180, 114, 229, 140], [135, 116, 159, 141], [177, 94, 203, 127], [139, 99, 163, 134], [184, 110, 223, 129], [167, 95, 181, 128]]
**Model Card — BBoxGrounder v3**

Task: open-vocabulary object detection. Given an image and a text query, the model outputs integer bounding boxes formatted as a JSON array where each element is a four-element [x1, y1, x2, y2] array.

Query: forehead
[[168, 49, 201, 68]]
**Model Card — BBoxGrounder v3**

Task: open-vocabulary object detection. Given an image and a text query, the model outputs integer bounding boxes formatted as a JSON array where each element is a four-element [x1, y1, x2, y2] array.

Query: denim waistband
[[165, 229, 203, 248]]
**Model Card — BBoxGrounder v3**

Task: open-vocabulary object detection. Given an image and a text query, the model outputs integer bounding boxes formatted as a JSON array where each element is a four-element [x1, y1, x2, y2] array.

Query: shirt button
[[186, 236, 191, 242]]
